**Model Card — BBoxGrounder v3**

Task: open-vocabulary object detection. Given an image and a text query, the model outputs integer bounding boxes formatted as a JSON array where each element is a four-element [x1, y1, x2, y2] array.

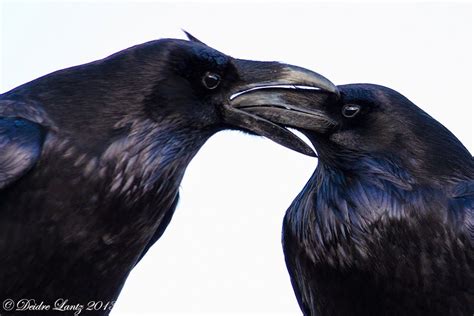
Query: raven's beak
[[223, 60, 339, 156]]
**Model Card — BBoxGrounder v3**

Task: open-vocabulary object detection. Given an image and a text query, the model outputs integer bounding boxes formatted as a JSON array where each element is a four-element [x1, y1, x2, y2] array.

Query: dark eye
[[202, 72, 221, 90], [342, 104, 361, 118]]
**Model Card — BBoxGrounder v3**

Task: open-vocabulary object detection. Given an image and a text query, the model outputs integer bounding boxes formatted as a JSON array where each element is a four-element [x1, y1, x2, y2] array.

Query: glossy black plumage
[[0, 36, 336, 313], [280, 84, 474, 316]]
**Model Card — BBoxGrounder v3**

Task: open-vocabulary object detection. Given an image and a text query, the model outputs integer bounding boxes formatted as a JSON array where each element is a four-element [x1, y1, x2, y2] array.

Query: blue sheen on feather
[[0, 117, 44, 189], [191, 45, 228, 68], [286, 154, 451, 249]]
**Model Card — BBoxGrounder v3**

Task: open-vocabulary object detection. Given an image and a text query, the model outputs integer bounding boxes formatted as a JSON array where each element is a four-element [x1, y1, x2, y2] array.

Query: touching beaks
[[224, 61, 339, 156]]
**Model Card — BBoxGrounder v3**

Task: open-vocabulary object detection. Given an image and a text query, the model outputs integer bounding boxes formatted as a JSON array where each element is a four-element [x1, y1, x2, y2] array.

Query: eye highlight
[[342, 104, 361, 118], [202, 72, 221, 90]]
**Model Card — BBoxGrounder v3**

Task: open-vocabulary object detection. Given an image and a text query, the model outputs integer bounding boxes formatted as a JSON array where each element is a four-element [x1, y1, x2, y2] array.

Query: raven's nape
[[225, 62, 339, 156]]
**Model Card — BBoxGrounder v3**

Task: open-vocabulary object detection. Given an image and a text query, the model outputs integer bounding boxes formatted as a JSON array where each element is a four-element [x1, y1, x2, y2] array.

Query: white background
[[1, 1, 472, 315]]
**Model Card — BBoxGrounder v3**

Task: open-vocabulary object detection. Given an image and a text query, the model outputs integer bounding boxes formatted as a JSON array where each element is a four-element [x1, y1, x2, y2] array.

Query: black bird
[[248, 84, 474, 315], [0, 34, 337, 313]]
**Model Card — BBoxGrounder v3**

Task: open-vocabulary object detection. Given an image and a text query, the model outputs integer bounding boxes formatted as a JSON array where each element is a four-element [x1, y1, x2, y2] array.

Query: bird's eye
[[342, 104, 361, 118], [202, 72, 221, 90]]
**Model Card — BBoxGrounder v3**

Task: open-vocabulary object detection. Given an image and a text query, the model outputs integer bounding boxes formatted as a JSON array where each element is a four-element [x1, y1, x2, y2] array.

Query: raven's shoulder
[[0, 100, 51, 189], [0, 99, 55, 128]]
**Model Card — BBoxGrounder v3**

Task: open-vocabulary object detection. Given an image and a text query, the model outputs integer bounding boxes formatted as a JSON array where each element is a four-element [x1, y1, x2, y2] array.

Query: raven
[[0, 34, 336, 312], [246, 84, 474, 315]]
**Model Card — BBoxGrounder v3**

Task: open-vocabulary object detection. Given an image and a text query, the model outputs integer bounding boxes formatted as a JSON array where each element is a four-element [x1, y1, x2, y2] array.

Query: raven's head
[[250, 83, 473, 181], [133, 33, 337, 156]]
